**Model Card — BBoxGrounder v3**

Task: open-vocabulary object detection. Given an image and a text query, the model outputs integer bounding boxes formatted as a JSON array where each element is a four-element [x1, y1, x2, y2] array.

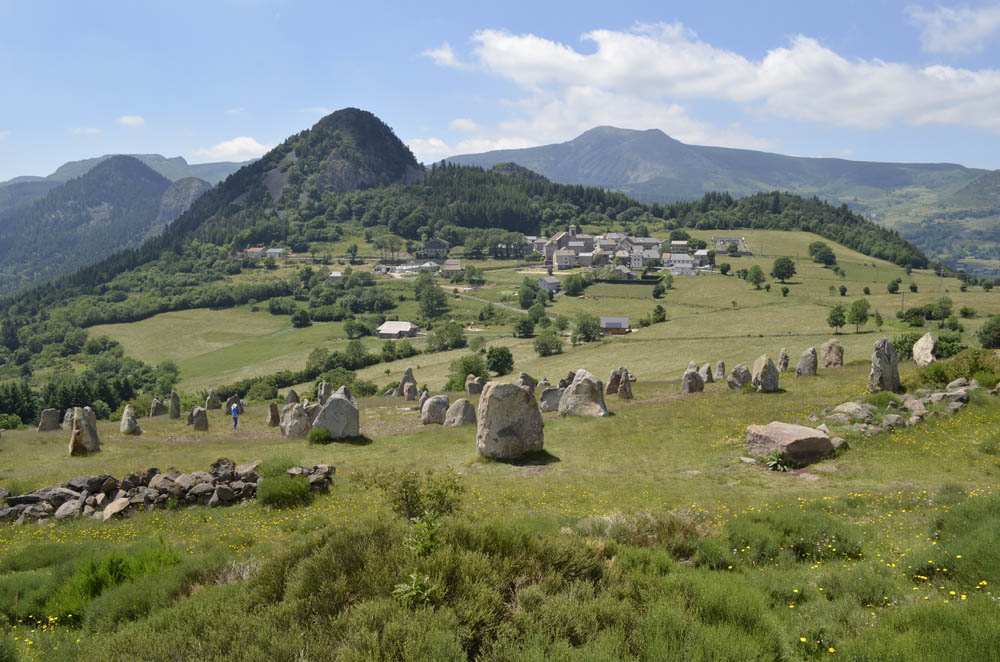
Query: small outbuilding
[[600, 317, 630, 335], [375, 321, 420, 339], [537, 276, 562, 293]]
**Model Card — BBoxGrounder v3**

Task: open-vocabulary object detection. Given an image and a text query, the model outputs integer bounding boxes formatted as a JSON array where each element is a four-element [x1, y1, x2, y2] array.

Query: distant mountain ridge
[[0, 156, 210, 293]]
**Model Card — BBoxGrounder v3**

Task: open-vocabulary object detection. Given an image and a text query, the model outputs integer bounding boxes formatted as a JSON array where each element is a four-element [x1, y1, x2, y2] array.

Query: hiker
[[231, 401, 239, 429]]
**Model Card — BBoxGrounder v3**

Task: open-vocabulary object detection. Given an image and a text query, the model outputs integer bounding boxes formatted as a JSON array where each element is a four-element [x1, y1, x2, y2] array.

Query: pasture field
[[1, 361, 999, 660]]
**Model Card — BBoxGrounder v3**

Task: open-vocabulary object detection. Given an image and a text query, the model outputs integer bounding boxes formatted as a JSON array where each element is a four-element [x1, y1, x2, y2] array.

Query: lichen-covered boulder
[[912, 333, 936, 368], [752, 355, 779, 393], [168, 391, 181, 419], [617, 378, 633, 400], [516, 372, 538, 396], [820, 338, 844, 369], [443, 398, 476, 427], [681, 368, 704, 394], [558, 369, 608, 417], [317, 382, 332, 405], [266, 402, 280, 427], [746, 421, 834, 467], [191, 407, 209, 431], [279, 403, 311, 439], [465, 374, 483, 395], [285, 389, 300, 405], [119, 404, 142, 435], [206, 391, 222, 410], [421, 395, 450, 425], [313, 394, 360, 438], [69, 407, 100, 455], [777, 348, 789, 372], [699, 363, 714, 384], [539, 387, 564, 412], [796, 347, 818, 377], [476, 383, 544, 460], [714, 361, 726, 381], [150, 399, 168, 417], [727, 363, 751, 390], [38, 408, 61, 432]]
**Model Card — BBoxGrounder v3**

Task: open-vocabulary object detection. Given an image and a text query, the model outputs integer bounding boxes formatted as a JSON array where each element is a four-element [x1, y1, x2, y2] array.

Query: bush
[[444, 354, 488, 392], [533, 330, 563, 357], [0, 413, 23, 429], [892, 332, 923, 361], [257, 456, 298, 479], [291, 310, 312, 328], [258, 474, 313, 509], [486, 346, 514, 376], [936, 331, 967, 359], [513, 317, 535, 338], [910, 348, 1000, 388], [308, 427, 333, 445], [355, 467, 465, 519], [247, 380, 278, 402], [571, 313, 602, 344], [977, 316, 1000, 349], [426, 322, 467, 352]]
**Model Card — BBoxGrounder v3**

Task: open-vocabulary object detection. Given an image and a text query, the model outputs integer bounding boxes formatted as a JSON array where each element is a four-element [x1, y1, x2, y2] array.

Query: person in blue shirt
[[231, 402, 239, 429]]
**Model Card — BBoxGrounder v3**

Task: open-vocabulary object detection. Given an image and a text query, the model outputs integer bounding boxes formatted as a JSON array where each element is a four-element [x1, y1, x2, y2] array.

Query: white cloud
[[406, 137, 453, 162], [449, 118, 481, 132], [117, 115, 146, 127], [422, 43, 472, 70], [189, 136, 273, 162], [907, 4, 1000, 53], [70, 127, 101, 136], [225, 107, 245, 115]]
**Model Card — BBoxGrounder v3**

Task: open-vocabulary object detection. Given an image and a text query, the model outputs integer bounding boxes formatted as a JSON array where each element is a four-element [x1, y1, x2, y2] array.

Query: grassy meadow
[[4, 229, 1000, 660]]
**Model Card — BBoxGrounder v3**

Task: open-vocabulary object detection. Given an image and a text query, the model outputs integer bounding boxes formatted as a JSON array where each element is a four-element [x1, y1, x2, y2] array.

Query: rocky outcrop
[[796, 347, 818, 377], [1, 459, 334, 525], [443, 399, 476, 427], [313, 394, 360, 438], [476, 383, 544, 460], [727, 363, 751, 390], [421, 395, 450, 425], [820, 339, 844, 369], [191, 407, 208, 431], [913, 333, 936, 367], [745, 422, 833, 467], [38, 408, 61, 432], [867, 339, 901, 393], [558, 369, 608, 417], [751, 355, 779, 393], [168, 391, 181, 419], [279, 403, 312, 438], [119, 404, 142, 435]]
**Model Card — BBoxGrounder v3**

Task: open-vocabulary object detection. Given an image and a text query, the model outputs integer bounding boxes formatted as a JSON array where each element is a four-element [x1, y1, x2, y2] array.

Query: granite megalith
[[476, 383, 544, 460]]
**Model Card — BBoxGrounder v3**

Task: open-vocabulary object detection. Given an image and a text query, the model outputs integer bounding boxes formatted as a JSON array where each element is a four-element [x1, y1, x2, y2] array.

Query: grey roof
[[600, 317, 630, 327], [376, 321, 418, 334]]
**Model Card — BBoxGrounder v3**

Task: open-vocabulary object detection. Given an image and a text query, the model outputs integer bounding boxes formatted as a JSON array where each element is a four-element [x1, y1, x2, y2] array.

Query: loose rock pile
[[0, 458, 335, 525]]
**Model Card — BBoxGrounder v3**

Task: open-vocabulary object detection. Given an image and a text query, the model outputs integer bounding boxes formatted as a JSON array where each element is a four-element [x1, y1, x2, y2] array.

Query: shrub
[[258, 474, 313, 509], [355, 468, 465, 519], [426, 322, 467, 352], [308, 427, 333, 445], [960, 305, 976, 319], [513, 317, 535, 338], [726, 509, 863, 565], [247, 380, 278, 401], [444, 354, 488, 391], [90, 399, 111, 421], [892, 332, 923, 361], [533, 330, 563, 357], [936, 331, 967, 359], [910, 348, 1000, 387], [291, 310, 312, 328], [257, 456, 298, 479], [977, 316, 1000, 349], [0, 413, 22, 429], [486, 346, 514, 376]]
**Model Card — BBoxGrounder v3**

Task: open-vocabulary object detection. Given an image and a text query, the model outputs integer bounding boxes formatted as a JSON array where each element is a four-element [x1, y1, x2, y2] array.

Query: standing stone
[[395, 368, 417, 397], [285, 389, 300, 405], [465, 374, 483, 395], [191, 407, 209, 431], [443, 398, 476, 426], [912, 333, 936, 367], [206, 390, 222, 410], [745, 422, 834, 467], [820, 338, 844, 369], [537, 378, 551, 390], [421, 395, 450, 425], [119, 404, 142, 435], [266, 402, 280, 427], [317, 382, 332, 405], [38, 408, 61, 432], [777, 348, 790, 373], [796, 347, 818, 377], [868, 339, 901, 394], [279, 403, 312, 438], [699, 363, 714, 384], [539, 387, 565, 412], [168, 391, 181, 419], [557, 371, 577, 389], [62, 408, 74, 428], [69, 406, 100, 455], [516, 372, 538, 396], [606, 367, 626, 395], [681, 367, 704, 394], [751, 355, 780, 393], [727, 363, 752, 390], [714, 361, 726, 381], [333, 386, 358, 407], [403, 382, 417, 401], [225, 395, 245, 415], [476, 383, 544, 460], [418, 390, 429, 411], [186, 409, 195, 425], [558, 369, 609, 417], [313, 394, 360, 438], [150, 399, 168, 417], [617, 378, 633, 400]]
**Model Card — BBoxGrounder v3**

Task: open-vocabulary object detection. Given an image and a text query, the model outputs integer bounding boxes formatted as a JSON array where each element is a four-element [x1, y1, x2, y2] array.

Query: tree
[[486, 346, 514, 375], [652, 283, 665, 298], [781, 286, 789, 297], [847, 298, 871, 333], [344, 319, 367, 338], [874, 311, 884, 330], [527, 302, 546, 323], [909, 282, 918, 293], [564, 274, 585, 296], [417, 281, 449, 319], [984, 281, 994, 292], [347, 243, 359, 263], [513, 318, 535, 338], [533, 330, 563, 357], [747, 265, 765, 289], [651, 304, 666, 323], [887, 279, 900, 294], [291, 310, 312, 328], [445, 354, 488, 391], [827, 305, 846, 333], [812, 245, 837, 266], [518, 277, 539, 309], [770, 257, 796, 282], [839, 285, 847, 296], [571, 313, 602, 344], [426, 322, 467, 352], [554, 315, 569, 331], [977, 316, 1000, 349], [719, 263, 731, 276]]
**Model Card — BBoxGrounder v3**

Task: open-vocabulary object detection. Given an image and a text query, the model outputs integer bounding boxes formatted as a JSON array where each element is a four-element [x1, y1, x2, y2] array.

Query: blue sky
[[2, 0, 1000, 181]]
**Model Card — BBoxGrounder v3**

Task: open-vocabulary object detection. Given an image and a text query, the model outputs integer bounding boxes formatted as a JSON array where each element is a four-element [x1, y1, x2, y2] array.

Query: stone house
[[537, 276, 561, 293], [554, 249, 577, 270], [693, 249, 711, 267], [441, 259, 462, 278], [423, 237, 450, 258]]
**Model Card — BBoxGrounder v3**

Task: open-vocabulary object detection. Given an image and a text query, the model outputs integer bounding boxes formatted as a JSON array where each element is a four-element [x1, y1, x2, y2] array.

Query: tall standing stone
[[606, 367, 626, 395], [191, 407, 209, 431], [699, 363, 714, 383], [119, 404, 142, 435], [820, 338, 844, 369], [421, 395, 450, 425], [403, 382, 417, 401], [751, 355, 780, 393], [681, 367, 704, 394], [418, 390, 429, 411], [150, 399, 168, 417], [617, 378, 633, 400], [558, 369, 608, 417], [796, 347, 818, 377], [516, 372, 538, 396], [38, 408, 61, 432], [69, 406, 100, 455], [868, 339, 901, 393], [285, 389, 300, 405], [168, 391, 181, 419], [476, 383, 544, 460], [279, 403, 312, 438], [395, 368, 417, 397], [443, 398, 476, 426], [539, 387, 564, 412], [206, 390, 222, 410], [266, 402, 280, 427], [317, 382, 332, 405], [912, 333, 936, 367], [714, 361, 726, 381], [777, 348, 790, 373]]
